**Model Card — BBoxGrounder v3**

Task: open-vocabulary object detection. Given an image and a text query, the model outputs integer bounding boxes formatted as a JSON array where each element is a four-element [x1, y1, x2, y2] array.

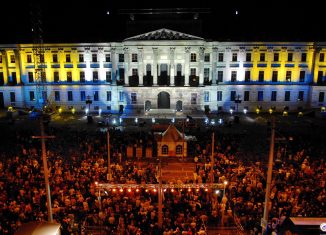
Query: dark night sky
[[1, 0, 325, 44]]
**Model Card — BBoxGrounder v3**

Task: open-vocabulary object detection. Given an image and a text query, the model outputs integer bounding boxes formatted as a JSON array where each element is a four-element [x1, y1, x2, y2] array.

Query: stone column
[[212, 47, 218, 85], [124, 47, 129, 86], [184, 47, 190, 86], [111, 47, 117, 85], [199, 47, 205, 86], [153, 48, 158, 86], [14, 49, 22, 84], [138, 47, 143, 86], [2, 50, 9, 84], [169, 47, 175, 86]]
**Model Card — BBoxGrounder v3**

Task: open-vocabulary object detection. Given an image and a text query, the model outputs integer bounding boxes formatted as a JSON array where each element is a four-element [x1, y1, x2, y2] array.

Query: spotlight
[[243, 108, 247, 114]]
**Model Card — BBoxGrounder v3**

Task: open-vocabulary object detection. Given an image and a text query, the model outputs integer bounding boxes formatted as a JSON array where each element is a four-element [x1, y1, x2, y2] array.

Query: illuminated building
[[0, 28, 325, 114]]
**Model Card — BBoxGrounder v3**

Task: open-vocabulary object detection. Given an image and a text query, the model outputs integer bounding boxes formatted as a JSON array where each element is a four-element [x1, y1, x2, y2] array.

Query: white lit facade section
[[0, 29, 325, 114]]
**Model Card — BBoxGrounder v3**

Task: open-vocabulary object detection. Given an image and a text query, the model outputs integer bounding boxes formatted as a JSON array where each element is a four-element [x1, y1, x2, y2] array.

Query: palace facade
[[0, 28, 325, 115]]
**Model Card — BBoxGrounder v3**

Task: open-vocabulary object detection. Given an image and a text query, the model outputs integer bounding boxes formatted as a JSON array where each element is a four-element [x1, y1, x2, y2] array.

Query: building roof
[[14, 221, 61, 235], [124, 28, 204, 41], [289, 217, 326, 226], [159, 124, 184, 142]]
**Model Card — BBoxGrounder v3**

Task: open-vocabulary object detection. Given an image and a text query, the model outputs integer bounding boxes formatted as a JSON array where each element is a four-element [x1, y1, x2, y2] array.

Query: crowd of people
[[0, 119, 325, 235]]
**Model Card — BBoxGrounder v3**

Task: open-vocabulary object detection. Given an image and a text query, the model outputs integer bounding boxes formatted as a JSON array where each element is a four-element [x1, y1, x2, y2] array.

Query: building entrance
[[157, 91, 170, 109]]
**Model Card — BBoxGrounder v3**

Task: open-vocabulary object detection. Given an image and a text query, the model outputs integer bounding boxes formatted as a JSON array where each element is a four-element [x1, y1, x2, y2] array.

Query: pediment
[[124, 28, 204, 41]]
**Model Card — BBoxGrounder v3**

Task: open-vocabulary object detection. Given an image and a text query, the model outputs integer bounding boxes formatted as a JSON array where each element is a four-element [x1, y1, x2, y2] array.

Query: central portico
[[119, 28, 210, 115], [121, 28, 207, 88]]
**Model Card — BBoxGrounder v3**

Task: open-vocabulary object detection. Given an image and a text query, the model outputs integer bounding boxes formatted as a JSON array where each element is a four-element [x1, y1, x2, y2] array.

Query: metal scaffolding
[[30, 1, 46, 110]]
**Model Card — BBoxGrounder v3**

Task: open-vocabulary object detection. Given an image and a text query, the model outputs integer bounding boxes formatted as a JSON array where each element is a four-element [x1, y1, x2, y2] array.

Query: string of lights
[[95, 182, 224, 190]]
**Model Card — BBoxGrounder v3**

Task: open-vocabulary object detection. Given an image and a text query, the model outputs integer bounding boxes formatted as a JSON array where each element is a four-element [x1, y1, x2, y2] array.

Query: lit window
[[285, 91, 291, 101], [257, 91, 264, 101], [10, 55, 15, 63], [93, 91, 99, 101], [218, 53, 224, 62], [107, 91, 111, 101], [27, 54, 32, 63], [204, 91, 209, 102], [231, 71, 237, 82], [67, 91, 73, 101], [204, 53, 210, 62], [53, 54, 58, 63], [119, 91, 124, 102], [92, 54, 97, 62], [190, 53, 196, 62], [79, 54, 84, 62], [132, 54, 138, 62], [176, 145, 183, 154], [162, 145, 168, 154], [105, 54, 111, 62], [66, 54, 71, 63], [131, 93, 137, 104], [217, 91, 222, 101], [232, 53, 237, 62]]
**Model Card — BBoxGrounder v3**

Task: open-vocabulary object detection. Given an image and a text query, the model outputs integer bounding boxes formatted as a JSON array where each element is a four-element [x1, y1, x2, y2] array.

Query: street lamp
[[223, 180, 228, 198]]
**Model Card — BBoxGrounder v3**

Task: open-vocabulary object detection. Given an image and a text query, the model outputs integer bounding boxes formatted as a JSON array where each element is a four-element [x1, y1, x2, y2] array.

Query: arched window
[[176, 145, 183, 154], [162, 145, 168, 154]]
